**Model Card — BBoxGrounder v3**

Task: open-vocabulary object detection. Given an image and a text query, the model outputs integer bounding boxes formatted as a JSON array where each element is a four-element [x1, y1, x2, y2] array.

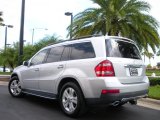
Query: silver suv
[[8, 35, 149, 117]]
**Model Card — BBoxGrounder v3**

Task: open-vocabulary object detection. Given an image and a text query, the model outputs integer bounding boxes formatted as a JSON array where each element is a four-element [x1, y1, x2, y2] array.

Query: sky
[[0, 0, 94, 46], [0, 0, 160, 66]]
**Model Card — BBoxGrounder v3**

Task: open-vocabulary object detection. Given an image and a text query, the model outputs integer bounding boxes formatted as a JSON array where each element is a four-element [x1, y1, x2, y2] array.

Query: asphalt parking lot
[[0, 84, 160, 120]]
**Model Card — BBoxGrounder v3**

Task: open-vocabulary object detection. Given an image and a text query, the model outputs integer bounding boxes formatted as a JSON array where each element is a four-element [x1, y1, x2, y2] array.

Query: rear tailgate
[[108, 57, 145, 84], [106, 38, 145, 84]]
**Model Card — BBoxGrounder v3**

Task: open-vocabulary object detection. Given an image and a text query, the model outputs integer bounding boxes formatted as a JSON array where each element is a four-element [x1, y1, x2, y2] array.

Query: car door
[[21, 49, 49, 90], [38, 45, 70, 93]]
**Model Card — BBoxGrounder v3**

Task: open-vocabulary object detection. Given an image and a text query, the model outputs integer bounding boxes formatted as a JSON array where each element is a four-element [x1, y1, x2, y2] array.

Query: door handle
[[34, 68, 39, 71], [57, 65, 64, 69]]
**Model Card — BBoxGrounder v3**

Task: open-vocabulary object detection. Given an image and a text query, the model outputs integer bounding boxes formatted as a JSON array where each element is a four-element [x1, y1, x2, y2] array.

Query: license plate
[[129, 68, 138, 76]]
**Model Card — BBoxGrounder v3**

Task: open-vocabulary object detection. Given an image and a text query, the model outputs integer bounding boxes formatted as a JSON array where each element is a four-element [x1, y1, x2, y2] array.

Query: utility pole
[[4, 26, 7, 72], [31, 28, 47, 45], [32, 28, 34, 45], [19, 0, 25, 65], [65, 12, 73, 39]]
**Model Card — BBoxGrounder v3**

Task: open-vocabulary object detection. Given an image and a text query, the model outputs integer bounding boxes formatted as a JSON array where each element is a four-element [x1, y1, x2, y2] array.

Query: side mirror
[[23, 61, 29, 66]]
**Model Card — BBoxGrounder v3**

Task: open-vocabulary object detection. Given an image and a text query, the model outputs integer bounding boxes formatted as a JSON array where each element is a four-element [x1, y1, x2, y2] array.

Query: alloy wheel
[[62, 87, 78, 113]]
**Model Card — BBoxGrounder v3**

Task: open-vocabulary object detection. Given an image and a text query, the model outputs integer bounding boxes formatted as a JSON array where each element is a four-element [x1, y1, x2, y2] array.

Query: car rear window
[[106, 39, 141, 59]]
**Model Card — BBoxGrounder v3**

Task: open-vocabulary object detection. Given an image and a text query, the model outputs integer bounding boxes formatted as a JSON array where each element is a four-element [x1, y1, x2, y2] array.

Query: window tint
[[61, 45, 70, 61], [31, 49, 48, 65], [46, 46, 64, 63], [106, 39, 141, 59], [70, 42, 95, 60]]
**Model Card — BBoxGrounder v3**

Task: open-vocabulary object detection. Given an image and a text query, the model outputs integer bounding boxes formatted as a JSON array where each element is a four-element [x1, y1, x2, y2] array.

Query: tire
[[8, 76, 24, 97], [59, 82, 87, 117]]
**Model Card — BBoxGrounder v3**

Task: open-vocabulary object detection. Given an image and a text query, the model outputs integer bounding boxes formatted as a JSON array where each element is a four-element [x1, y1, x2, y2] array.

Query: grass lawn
[[148, 85, 160, 100], [146, 69, 160, 76], [0, 72, 11, 75]]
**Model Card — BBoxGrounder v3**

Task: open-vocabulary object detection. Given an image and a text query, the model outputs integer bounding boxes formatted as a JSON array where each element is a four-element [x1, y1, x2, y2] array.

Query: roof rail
[[72, 34, 103, 40], [107, 36, 134, 42], [47, 34, 103, 46]]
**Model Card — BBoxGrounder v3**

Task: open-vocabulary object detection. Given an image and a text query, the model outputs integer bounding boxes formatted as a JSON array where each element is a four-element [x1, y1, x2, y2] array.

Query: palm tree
[[0, 42, 20, 70], [142, 51, 154, 65], [69, 0, 160, 52], [157, 50, 160, 56], [142, 51, 148, 63], [0, 11, 3, 22], [0, 35, 59, 69]]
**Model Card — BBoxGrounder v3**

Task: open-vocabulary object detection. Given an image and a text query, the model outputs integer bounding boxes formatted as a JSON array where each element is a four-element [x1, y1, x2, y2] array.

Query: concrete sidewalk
[[0, 81, 8, 86], [138, 98, 160, 110]]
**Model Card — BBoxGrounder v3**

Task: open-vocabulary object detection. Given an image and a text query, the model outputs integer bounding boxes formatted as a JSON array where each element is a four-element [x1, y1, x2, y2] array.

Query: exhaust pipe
[[112, 101, 120, 107]]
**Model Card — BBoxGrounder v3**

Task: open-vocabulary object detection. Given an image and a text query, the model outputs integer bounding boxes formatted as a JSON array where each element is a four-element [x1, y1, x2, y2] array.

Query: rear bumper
[[80, 76, 149, 98], [86, 89, 148, 105]]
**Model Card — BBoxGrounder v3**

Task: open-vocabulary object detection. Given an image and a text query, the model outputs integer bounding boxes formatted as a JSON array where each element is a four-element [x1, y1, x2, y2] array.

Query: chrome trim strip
[[22, 89, 57, 100]]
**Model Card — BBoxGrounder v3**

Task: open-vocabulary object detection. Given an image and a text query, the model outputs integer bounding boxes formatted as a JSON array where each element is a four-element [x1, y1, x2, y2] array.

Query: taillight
[[95, 60, 115, 77], [101, 89, 120, 94]]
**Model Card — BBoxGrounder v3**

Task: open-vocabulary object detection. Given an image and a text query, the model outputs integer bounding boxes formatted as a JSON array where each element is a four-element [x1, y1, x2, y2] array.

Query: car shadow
[[19, 95, 159, 120], [24, 95, 61, 111], [23, 95, 127, 118]]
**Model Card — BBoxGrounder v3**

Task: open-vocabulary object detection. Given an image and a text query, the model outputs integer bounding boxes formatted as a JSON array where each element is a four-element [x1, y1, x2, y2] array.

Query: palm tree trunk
[[108, 29, 111, 35], [115, 31, 119, 36], [149, 58, 151, 65]]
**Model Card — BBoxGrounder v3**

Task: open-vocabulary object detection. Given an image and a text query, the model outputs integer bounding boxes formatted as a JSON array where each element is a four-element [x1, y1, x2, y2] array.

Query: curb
[[138, 98, 160, 105], [0, 75, 10, 82], [138, 98, 160, 110], [0, 81, 8, 86]]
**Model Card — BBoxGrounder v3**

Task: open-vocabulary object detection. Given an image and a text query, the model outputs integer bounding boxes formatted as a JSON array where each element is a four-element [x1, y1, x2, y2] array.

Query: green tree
[[33, 34, 58, 53], [0, 43, 18, 70], [0, 11, 3, 23], [0, 50, 4, 68], [0, 34, 59, 69], [23, 44, 36, 61], [23, 34, 58, 61], [157, 50, 160, 56], [143, 51, 154, 65], [142, 51, 148, 63], [69, 0, 160, 52]]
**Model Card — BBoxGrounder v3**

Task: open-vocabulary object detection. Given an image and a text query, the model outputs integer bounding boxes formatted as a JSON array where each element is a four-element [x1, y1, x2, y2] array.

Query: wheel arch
[[10, 73, 22, 85], [11, 73, 19, 79], [57, 77, 85, 98]]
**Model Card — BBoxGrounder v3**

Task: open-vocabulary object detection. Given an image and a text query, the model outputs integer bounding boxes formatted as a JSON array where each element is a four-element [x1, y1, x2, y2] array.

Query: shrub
[[147, 64, 152, 69], [146, 69, 160, 76], [149, 77, 160, 86]]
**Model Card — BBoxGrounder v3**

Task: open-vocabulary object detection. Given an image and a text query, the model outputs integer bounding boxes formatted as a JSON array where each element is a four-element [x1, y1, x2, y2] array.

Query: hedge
[[148, 77, 160, 86], [146, 69, 160, 76]]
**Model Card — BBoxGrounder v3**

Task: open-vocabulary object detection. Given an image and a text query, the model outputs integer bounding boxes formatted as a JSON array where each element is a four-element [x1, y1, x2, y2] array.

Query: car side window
[[61, 45, 70, 61], [30, 49, 48, 66], [46, 46, 64, 63], [70, 42, 95, 60]]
